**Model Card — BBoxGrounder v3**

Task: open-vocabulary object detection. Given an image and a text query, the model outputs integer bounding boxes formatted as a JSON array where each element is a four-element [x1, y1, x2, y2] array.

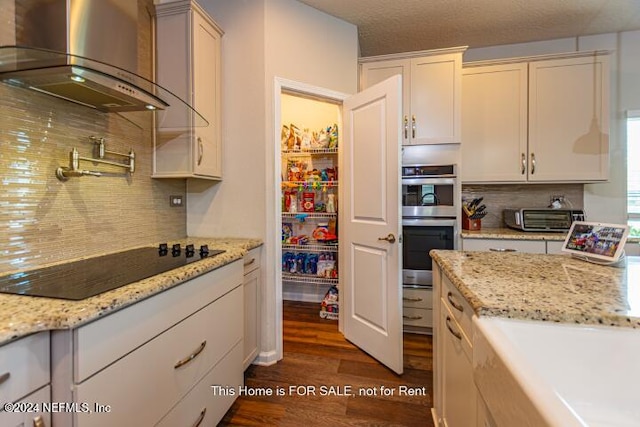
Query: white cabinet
[[243, 247, 262, 369], [360, 47, 465, 145], [433, 266, 477, 427], [528, 54, 609, 182], [402, 286, 433, 333], [155, 0, 223, 180], [51, 261, 244, 427], [461, 63, 528, 182], [0, 332, 51, 427], [462, 238, 546, 253], [462, 237, 569, 254], [462, 51, 610, 183]]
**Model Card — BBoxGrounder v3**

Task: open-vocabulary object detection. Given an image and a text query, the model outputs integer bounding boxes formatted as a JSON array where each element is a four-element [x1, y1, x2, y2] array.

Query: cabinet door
[[528, 55, 609, 181], [440, 301, 476, 427], [462, 63, 528, 182], [243, 268, 260, 369], [192, 8, 222, 178], [462, 238, 546, 253], [410, 53, 461, 145], [359, 60, 411, 145]]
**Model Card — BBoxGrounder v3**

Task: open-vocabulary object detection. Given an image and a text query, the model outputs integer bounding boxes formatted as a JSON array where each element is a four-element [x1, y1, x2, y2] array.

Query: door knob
[[378, 233, 396, 243]]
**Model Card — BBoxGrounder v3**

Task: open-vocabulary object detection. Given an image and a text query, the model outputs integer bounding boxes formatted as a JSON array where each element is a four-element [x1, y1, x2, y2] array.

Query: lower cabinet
[[51, 260, 244, 427], [0, 332, 51, 427], [243, 247, 262, 369], [433, 265, 477, 427], [462, 237, 572, 254], [462, 238, 546, 253], [402, 286, 433, 333], [156, 343, 243, 426]]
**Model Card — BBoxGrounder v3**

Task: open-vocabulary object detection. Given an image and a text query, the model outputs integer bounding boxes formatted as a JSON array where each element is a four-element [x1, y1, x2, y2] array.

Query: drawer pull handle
[[192, 407, 207, 427], [445, 315, 462, 340], [244, 258, 256, 267], [197, 137, 204, 166], [403, 297, 423, 302], [404, 115, 408, 139], [403, 315, 423, 320], [0, 372, 10, 386], [446, 291, 464, 312], [489, 248, 517, 252], [174, 341, 207, 369], [33, 415, 45, 427]]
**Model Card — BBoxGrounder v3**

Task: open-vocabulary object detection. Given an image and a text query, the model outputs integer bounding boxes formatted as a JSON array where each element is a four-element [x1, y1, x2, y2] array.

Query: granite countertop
[[461, 227, 567, 241], [462, 227, 640, 244], [430, 249, 640, 328], [0, 237, 262, 345]]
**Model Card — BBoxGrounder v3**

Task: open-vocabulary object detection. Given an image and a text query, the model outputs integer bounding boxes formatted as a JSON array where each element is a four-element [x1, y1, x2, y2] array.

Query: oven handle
[[402, 218, 457, 227], [401, 177, 456, 186]]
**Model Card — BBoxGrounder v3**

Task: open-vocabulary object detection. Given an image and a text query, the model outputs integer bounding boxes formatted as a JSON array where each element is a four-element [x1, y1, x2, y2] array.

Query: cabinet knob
[[33, 415, 45, 427]]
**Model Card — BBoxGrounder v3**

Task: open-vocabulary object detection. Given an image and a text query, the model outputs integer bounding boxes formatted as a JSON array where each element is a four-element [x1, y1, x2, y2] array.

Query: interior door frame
[[272, 77, 349, 361]]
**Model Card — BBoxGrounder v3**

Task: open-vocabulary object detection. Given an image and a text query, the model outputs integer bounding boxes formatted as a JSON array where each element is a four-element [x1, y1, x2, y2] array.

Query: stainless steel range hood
[[0, 0, 207, 126]]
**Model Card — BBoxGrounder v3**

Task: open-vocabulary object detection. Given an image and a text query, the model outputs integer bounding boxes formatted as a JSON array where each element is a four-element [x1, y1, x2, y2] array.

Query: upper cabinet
[[154, 0, 223, 180], [461, 51, 610, 183], [359, 47, 466, 145]]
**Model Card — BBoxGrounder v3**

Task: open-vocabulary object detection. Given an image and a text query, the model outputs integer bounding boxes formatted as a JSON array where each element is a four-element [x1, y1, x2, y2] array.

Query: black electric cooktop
[[0, 244, 224, 300]]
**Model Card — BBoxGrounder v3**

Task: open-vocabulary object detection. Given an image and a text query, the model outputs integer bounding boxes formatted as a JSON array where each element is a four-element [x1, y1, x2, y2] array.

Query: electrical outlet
[[169, 195, 183, 207], [550, 194, 565, 206]]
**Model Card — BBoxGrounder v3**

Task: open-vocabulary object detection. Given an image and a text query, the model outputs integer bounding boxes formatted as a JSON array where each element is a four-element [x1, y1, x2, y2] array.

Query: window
[[628, 111, 640, 237]]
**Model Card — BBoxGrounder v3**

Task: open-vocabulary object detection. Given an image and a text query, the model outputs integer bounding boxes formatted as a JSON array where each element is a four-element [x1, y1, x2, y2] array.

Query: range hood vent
[[0, 0, 207, 127]]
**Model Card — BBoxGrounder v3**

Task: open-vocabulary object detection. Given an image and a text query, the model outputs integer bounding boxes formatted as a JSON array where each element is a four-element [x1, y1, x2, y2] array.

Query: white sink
[[474, 317, 640, 427]]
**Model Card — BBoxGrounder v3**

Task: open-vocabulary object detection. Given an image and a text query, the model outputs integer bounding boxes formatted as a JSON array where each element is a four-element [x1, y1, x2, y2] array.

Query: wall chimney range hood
[[0, 0, 208, 127]]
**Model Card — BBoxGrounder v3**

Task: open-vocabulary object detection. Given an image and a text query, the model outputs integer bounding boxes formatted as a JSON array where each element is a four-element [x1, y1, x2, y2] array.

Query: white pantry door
[[341, 75, 403, 374]]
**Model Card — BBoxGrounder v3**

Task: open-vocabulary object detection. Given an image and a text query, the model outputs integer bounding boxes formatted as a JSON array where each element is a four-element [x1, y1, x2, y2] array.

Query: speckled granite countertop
[[461, 227, 567, 240], [0, 237, 262, 345], [431, 249, 640, 328], [462, 227, 640, 244]]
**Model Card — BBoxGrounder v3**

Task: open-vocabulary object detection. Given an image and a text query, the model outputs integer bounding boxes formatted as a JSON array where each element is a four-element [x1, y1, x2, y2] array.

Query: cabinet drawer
[[74, 286, 243, 427], [462, 238, 546, 253], [243, 247, 261, 274], [403, 307, 432, 328], [441, 275, 473, 340], [0, 384, 50, 427], [402, 286, 433, 309], [74, 260, 242, 382], [157, 342, 243, 427], [0, 332, 49, 404]]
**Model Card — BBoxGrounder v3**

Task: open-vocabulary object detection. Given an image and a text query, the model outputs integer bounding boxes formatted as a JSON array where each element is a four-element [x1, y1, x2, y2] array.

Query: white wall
[[465, 31, 640, 224], [187, 0, 357, 364]]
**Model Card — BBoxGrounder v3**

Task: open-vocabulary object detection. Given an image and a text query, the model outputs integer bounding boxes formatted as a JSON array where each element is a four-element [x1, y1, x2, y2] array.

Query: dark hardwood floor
[[219, 300, 434, 426]]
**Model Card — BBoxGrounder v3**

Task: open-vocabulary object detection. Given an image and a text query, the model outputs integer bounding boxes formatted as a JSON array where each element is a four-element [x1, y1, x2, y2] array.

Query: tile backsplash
[[0, 0, 186, 274], [462, 183, 584, 228]]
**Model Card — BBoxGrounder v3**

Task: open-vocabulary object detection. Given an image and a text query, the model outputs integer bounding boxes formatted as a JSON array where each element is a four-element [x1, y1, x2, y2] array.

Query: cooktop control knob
[[171, 243, 181, 257], [185, 244, 195, 258], [199, 245, 209, 258], [158, 243, 168, 256]]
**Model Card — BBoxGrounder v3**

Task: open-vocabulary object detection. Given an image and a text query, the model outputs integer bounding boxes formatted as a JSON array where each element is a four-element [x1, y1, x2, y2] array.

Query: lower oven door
[[402, 218, 456, 287]]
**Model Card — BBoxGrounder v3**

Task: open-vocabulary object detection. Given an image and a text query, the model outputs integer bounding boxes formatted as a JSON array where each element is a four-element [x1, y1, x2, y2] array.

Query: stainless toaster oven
[[503, 208, 585, 232]]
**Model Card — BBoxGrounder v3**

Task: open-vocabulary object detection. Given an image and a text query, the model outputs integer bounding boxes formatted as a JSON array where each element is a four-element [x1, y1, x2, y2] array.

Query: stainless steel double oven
[[401, 164, 457, 288]]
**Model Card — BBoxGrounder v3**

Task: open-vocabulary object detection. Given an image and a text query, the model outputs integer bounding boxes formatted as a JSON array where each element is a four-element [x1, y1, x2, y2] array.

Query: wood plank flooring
[[219, 300, 434, 426]]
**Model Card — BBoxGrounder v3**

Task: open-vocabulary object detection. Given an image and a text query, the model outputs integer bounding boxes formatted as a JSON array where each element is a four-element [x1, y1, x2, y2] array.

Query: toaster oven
[[503, 208, 585, 232]]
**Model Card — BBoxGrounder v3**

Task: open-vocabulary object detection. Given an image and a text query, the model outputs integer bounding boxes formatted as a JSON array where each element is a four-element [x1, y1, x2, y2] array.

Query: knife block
[[462, 213, 481, 231]]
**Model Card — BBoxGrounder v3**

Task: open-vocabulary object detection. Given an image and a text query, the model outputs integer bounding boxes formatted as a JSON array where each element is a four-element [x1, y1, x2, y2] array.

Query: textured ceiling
[[297, 0, 640, 57]]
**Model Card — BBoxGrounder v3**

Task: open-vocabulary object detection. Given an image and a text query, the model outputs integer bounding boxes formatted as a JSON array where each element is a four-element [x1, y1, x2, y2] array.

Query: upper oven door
[[402, 176, 456, 217]]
